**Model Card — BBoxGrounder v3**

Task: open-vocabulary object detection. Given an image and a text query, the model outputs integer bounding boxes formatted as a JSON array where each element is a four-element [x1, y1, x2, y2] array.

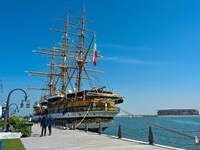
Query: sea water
[[103, 116, 200, 150]]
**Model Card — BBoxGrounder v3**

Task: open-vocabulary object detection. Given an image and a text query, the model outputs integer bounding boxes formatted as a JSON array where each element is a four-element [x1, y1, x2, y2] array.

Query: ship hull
[[48, 110, 118, 132], [66, 122, 111, 132], [32, 90, 123, 132]]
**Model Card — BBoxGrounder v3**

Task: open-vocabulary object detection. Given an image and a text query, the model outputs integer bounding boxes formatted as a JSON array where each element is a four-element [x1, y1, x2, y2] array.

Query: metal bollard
[[73, 122, 76, 130], [118, 125, 122, 138], [195, 134, 200, 145], [85, 123, 88, 132], [98, 123, 102, 135], [148, 126, 154, 145]]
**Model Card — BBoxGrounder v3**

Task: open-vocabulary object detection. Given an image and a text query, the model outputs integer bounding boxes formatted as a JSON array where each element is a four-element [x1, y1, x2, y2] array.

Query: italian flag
[[93, 35, 98, 66]]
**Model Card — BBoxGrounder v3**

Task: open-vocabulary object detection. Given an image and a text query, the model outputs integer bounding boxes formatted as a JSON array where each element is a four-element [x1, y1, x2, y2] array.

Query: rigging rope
[[119, 107, 195, 139]]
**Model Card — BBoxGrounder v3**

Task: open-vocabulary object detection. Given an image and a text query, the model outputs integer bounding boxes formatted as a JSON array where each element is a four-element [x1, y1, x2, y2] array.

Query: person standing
[[40, 115, 48, 137], [48, 116, 54, 136]]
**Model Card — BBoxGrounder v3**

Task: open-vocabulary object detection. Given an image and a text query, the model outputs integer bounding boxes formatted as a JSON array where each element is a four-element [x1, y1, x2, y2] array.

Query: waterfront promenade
[[21, 124, 183, 150]]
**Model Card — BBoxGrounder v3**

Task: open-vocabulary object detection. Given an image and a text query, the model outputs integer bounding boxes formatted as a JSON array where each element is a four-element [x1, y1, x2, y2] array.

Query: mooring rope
[[119, 107, 195, 139], [138, 117, 194, 139], [75, 103, 91, 128]]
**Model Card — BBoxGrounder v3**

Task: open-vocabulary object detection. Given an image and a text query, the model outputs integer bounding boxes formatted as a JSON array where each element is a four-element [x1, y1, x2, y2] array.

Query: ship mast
[[49, 43, 56, 96], [60, 9, 70, 95], [27, 45, 58, 97], [76, 6, 86, 92]]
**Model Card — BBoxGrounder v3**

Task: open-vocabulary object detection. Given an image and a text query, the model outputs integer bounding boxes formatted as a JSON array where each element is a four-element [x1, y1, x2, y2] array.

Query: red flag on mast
[[93, 35, 98, 66]]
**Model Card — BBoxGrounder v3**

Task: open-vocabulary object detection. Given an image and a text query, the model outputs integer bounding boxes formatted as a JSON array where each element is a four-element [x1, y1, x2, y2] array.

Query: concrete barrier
[[0, 132, 22, 139]]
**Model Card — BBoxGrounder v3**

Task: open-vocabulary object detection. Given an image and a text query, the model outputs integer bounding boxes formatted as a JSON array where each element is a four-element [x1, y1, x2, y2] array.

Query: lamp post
[[4, 88, 28, 131]]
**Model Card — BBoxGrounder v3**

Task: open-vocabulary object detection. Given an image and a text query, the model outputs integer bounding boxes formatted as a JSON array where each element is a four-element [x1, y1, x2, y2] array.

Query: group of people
[[40, 115, 54, 137]]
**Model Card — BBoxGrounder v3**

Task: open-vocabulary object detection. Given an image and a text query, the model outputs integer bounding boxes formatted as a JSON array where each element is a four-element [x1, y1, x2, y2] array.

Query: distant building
[[157, 109, 199, 115]]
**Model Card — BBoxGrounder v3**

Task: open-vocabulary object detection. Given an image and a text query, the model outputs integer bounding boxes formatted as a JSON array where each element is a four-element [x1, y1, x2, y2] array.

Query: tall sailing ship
[[27, 6, 124, 131]]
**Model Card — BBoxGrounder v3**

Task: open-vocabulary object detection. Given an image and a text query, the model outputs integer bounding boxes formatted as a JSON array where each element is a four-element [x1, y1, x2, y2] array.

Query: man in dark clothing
[[48, 116, 54, 135], [40, 115, 48, 137]]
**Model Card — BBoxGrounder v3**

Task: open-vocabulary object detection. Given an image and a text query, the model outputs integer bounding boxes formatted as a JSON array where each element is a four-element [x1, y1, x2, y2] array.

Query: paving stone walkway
[[21, 124, 184, 150]]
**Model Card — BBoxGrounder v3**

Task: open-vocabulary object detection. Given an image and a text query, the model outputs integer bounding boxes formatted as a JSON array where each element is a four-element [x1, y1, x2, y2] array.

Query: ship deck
[[21, 124, 184, 150]]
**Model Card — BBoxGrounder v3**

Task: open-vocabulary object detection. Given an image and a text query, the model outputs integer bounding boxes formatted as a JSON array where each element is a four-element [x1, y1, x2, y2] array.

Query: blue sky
[[1, 0, 200, 115]]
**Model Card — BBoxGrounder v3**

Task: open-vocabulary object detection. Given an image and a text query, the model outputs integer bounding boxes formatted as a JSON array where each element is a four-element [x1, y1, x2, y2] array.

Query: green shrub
[[0, 119, 4, 128], [9, 116, 32, 137]]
